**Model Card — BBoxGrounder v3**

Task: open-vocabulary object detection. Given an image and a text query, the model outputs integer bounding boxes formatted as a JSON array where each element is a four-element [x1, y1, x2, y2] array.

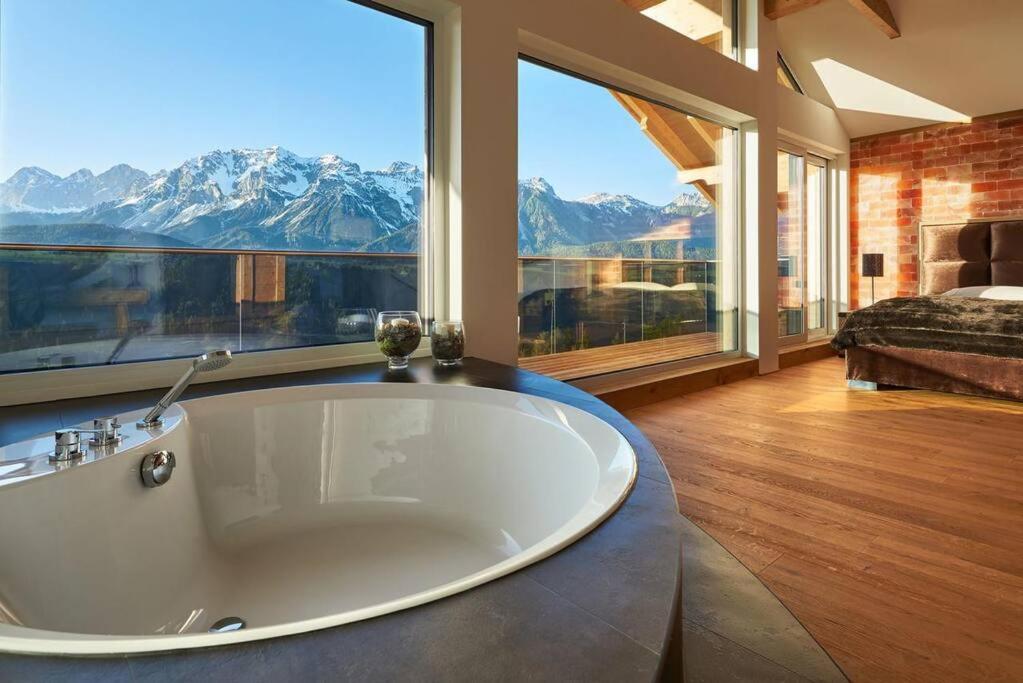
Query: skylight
[[811, 58, 970, 123]]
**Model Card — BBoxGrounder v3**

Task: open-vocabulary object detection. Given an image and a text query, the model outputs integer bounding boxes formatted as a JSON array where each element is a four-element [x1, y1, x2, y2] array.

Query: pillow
[[943, 285, 1023, 301]]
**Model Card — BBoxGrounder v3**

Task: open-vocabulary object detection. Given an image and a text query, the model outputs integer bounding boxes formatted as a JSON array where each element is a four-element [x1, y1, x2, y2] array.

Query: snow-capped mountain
[[0, 164, 148, 212], [1, 154, 713, 255], [0, 147, 424, 251], [518, 177, 714, 256]]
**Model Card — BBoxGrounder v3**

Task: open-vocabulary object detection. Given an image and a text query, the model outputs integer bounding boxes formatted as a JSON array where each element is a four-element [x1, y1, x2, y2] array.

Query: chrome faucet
[[137, 350, 233, 430], [51, 417, 123, 462]]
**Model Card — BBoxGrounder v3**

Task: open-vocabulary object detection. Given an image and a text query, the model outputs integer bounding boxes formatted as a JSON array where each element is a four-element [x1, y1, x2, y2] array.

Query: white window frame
[[0, 0, 447, 406]]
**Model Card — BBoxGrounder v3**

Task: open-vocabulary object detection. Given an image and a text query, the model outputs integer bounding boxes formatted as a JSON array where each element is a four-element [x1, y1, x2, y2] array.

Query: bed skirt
[[846, 346, 1023, 402]]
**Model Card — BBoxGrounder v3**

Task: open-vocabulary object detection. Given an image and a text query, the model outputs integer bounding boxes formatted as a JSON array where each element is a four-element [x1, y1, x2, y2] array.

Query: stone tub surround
[[0, 358, 682, 682]]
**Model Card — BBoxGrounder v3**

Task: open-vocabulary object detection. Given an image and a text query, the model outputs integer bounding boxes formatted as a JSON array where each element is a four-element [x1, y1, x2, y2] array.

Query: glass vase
[[375, 311, 423, 370]]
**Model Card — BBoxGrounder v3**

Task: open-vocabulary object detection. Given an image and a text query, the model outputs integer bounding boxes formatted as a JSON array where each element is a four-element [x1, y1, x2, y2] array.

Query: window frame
[[776, 53, 804, 94], [0, 0, 440, 406]]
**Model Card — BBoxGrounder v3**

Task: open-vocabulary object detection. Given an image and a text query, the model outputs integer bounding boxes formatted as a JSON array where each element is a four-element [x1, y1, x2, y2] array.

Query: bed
[[832, 219, 1023, 401]]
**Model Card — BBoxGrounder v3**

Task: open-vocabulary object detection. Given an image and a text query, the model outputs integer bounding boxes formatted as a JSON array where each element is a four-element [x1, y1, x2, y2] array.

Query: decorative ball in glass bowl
[[375, 311, 423, 370], [431, 320, 465, 366]]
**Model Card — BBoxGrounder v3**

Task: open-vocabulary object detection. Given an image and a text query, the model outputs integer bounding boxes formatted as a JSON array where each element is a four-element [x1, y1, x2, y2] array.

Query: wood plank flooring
[[518, 331, 722, 380], [627, 358, 1023, 682]]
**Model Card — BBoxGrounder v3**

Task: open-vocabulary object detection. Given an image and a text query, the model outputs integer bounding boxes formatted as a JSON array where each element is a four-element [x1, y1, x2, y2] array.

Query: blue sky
[[519, 61, 692, 206], [1, 0, 689, 206], [0, 0, 427, 178]]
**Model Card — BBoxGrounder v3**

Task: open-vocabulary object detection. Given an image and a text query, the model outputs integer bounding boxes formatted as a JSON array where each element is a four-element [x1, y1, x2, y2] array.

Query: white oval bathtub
[[0, 383, 636, 655]]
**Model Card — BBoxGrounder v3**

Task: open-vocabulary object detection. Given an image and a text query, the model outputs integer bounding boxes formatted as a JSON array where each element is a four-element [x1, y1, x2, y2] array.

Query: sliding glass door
[[777, 149, 830, 343]]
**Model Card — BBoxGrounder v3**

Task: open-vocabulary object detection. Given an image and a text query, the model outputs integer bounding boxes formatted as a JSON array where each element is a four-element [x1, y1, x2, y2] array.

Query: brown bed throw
[[831, 296, 1023, 359]]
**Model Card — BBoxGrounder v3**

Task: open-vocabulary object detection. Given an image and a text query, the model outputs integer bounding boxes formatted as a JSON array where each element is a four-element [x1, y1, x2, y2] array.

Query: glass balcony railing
[[0, 246, 731, 379], [518, 256, 732, 379], [0, 244, 418, 373]]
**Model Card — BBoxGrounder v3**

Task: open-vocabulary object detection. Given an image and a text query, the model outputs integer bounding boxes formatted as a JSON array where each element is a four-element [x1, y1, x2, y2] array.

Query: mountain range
[[517, 177, 714, 257], [0, 147, 714, 255]]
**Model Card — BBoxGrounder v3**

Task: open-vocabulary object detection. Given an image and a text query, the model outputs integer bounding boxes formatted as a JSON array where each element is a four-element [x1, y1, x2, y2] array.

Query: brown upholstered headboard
[[919, 219, 1023, 294]]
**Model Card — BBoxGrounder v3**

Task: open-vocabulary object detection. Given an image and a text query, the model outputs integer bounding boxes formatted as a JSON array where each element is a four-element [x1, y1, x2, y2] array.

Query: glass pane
[[0, 0, 428, 373], [777, 54, 801, 93], [518, 60, 737, 379], [626, 0, 736, 59], [806, 162, 827, 331], [777, 151, 804, 337]]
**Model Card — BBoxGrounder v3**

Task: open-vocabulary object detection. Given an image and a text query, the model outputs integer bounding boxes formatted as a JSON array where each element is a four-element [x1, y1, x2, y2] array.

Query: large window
[[518, 59, 737, 380], [0, 0, 429, 373], [777, 149, 829, 340]]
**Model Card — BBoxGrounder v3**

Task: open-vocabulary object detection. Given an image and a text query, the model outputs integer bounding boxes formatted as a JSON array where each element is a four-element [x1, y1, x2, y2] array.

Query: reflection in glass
[[777, 151, 804, 337]]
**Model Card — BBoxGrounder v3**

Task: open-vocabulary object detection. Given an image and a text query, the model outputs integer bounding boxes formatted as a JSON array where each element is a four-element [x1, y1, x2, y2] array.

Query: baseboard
[[778, 340, 837, 369], [588, 357, 758, 411], [576, 340, 834, 412]]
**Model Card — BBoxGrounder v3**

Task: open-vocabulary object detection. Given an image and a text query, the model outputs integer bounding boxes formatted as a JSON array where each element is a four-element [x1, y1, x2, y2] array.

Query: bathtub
[[0, 383, 636, 655]]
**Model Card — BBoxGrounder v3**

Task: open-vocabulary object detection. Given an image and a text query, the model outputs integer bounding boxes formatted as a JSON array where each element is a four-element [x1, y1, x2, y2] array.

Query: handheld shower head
[[138, 349, 233, 429], [193, 349, 233, 373]]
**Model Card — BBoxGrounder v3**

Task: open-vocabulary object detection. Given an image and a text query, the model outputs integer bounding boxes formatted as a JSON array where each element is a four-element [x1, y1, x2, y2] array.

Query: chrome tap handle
[[52, 429, 84, 462], [87, 417, 122, 446]]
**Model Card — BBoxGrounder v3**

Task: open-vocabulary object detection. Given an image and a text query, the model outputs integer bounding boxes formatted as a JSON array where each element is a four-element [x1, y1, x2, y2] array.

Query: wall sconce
[[862, 253, 884, 305]]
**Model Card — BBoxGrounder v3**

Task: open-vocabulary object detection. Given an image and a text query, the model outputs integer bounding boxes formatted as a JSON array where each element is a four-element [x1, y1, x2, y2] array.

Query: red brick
[[850, 110, 1023, 295]]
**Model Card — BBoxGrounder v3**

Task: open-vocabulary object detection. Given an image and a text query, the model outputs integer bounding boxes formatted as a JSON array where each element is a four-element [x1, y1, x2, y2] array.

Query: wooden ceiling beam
[[610, 91, 718, 205], [620, 0, 668, 11], [676, 165, 722, 186], [764, 0, 824, 20], [846, 0, 900, 38], [765, 0, 900, 39]]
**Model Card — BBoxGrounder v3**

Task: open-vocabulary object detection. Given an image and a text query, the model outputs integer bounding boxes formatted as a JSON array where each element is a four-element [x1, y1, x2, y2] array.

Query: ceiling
[[776, 0, 1023, 139]]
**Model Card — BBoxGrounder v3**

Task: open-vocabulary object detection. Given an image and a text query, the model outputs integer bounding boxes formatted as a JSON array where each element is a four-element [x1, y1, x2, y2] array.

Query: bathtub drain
[[209, 616, 246, 633]]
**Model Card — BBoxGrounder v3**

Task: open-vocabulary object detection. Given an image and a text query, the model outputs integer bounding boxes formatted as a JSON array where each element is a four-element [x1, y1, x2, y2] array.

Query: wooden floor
[[518, 331, 722, 380], [627, 358, 1023, 682]]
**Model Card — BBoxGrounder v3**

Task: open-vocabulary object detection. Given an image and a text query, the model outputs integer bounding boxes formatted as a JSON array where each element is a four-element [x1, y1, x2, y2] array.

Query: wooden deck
[[629, 358, 1023, 682], [518, 331, 723, 380]]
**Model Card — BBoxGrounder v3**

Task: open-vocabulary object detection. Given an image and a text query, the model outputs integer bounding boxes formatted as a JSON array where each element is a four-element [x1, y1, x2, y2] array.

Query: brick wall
[[849, 110, 1023, 308]]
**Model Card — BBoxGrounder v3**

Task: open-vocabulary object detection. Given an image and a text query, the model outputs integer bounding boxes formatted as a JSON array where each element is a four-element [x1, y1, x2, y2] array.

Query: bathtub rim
[[0, 381, 637, 655]]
